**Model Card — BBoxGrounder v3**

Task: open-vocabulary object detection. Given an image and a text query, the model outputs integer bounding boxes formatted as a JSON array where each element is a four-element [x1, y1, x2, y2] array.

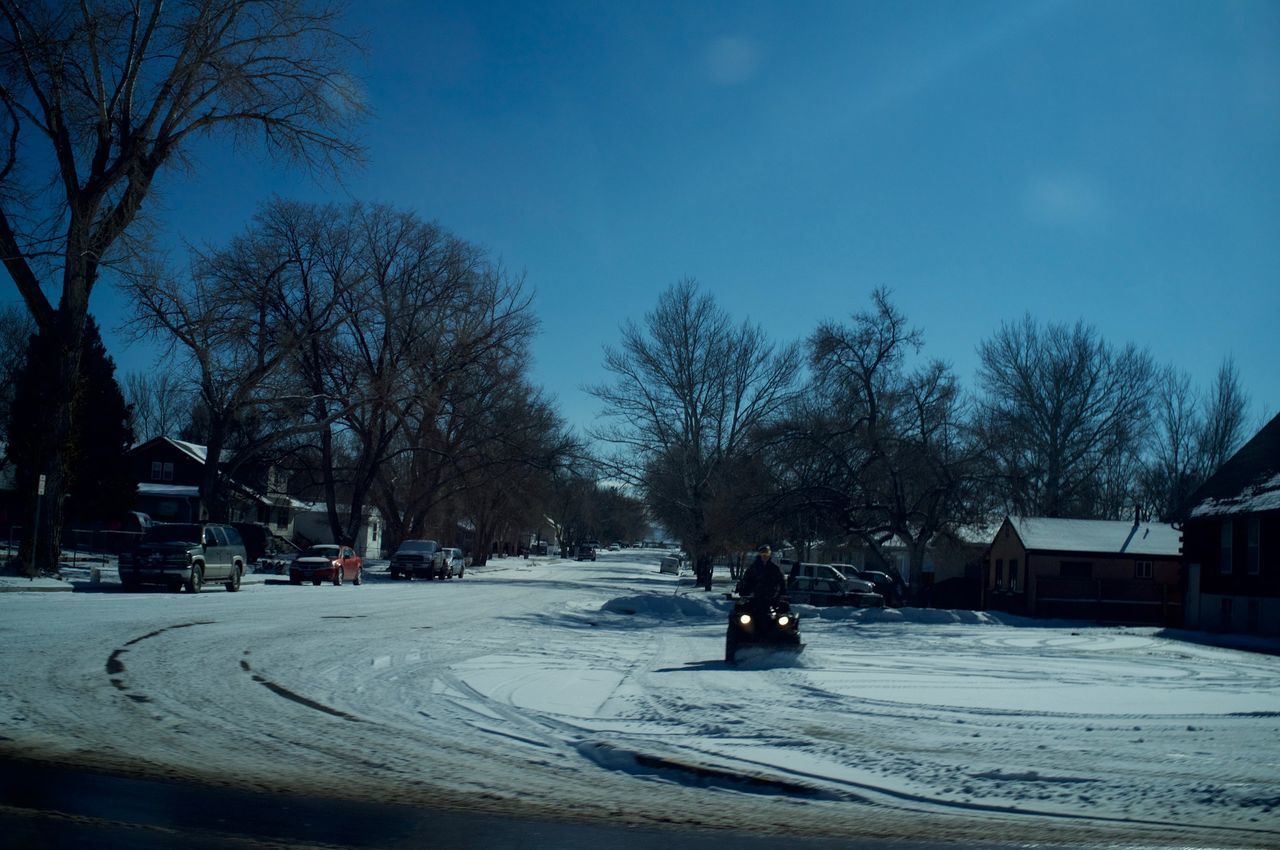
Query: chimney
[[1132, 504, 1142, 527]]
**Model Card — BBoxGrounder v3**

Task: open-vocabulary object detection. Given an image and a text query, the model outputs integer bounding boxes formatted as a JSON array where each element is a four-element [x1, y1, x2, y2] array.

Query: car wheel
[[186, 564, 203, 594], [312, 579, 322, 586], [333, 566, 343, 587], [458, 566, 465, 578], [353, 566, 362, 586], [225, 563, 242, 592]]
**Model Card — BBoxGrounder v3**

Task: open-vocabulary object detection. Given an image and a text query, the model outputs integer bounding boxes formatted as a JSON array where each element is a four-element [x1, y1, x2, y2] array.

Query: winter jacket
[[738, 555, 787, 601]]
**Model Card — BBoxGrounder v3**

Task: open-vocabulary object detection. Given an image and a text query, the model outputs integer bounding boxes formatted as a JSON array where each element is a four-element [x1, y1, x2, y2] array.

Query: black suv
[[118, 523, 248, 593]]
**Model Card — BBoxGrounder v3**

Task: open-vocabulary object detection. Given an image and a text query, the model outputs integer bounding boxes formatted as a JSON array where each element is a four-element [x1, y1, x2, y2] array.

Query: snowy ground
[[1, 550, 1277, 848]]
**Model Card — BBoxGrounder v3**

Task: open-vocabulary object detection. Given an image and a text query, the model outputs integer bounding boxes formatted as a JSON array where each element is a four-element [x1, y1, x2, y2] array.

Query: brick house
[[986, 516, 1182, 624], [1179, 413, 1280, 636]]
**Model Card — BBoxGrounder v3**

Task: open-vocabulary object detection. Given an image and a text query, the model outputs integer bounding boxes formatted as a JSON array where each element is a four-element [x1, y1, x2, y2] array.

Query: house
[[129, 437, 386, 557], [131, 437, 228, 522], [986, 515, 1183, 624], [1179, 413, 1280, 636], [291, 501, 385, 560]]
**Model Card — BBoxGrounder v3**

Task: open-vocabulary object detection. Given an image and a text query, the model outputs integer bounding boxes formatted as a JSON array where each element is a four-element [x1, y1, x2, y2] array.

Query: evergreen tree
[[6, 316, 136, 574]]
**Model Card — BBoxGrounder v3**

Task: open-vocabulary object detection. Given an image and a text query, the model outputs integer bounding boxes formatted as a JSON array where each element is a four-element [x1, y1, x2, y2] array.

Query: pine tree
[[6, 316, 136, 574]]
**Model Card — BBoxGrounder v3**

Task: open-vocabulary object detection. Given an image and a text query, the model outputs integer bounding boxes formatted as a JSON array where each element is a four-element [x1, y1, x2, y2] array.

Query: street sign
[[37, 474, 45, 496]]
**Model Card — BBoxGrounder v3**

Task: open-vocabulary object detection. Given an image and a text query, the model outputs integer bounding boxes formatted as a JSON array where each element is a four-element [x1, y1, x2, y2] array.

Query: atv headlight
[[777, 615, 790, 627], [738, 613, 752, 626]]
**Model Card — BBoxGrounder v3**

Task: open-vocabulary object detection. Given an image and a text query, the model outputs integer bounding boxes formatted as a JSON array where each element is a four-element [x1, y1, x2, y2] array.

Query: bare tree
[[976, 315, 1156, 518], [123, 369, 189, 443], [588, 278, 800, 587], [1142, 357, 1252, 520], [1198, 357, 1250, 476], [368, 247, 539, 554], [121, 200, 356, 519], [772, 289, 985, 589], [0, 0, 364, 568]]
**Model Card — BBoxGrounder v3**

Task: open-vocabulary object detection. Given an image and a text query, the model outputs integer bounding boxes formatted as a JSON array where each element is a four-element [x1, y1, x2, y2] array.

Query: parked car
[[390, 539, 448, 579], [786, 562, 884, 608], [831, 563, 907, 607], [659, 555, 681, 575], [575, 544, 597, 561], [607, 543, 620, 551], [441, 547, 466, 578], [118, 522, 247, 593], [290, 544, 363, 586]]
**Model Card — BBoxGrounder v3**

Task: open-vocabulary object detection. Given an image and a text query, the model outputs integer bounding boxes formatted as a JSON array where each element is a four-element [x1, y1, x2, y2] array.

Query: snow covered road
[[1, 551, 1277, 848]]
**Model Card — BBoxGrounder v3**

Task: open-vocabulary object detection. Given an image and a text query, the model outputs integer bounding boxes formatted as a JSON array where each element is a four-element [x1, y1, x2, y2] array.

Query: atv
[[724, 595, 803, 665]]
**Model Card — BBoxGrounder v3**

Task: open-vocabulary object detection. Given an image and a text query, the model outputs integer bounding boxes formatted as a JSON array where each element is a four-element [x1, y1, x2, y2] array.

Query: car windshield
[[143, 524, 203, 544], [301, 546, 339, 557]]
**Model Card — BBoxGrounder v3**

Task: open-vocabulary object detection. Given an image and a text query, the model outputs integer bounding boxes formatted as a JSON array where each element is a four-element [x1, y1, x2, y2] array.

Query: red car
[[290, 544, 363, 586]]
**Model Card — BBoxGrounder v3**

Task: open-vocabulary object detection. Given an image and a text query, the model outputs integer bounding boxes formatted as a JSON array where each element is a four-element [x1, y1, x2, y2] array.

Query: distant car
[[390, 539, 448, 579], [607, 543, 620, 551], [118, 522, 247, 593], [575, 544, 597, 562], [290, 544, 363, 586], [441, 547, 466, 578], [831, 563, 906, 607]]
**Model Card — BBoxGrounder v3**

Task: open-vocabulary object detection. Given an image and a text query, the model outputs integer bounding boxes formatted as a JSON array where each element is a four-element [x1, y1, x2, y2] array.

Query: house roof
[[137, 483, 200, 498], [131, 436, 229, 465], [1186, 413, 1280, 519], [1007, 516, 1181, 557]]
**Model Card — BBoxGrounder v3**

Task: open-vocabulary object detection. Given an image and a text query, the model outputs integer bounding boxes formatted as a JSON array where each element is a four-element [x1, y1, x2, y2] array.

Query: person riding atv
[[736, 544, 788, 607], [725, 544, 802, 664]]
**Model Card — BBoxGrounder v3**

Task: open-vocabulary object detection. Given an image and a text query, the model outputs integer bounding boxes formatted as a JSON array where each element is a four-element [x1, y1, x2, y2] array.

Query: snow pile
[[600, 592, 725, 619]]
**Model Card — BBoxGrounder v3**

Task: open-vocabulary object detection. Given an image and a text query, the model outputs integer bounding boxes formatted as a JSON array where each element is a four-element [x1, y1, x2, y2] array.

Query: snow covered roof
[[1190, 471, 1280, 517], [1007, 517, 1181, 557], [137, 483, 200, 498], [167, 438, 210, 464], [131, 436, 231, 466], [1186, 413, 1280, 519]]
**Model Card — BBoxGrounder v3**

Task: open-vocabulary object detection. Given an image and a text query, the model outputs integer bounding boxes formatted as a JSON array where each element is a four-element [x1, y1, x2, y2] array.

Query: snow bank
[[600, 593, 726, 619]]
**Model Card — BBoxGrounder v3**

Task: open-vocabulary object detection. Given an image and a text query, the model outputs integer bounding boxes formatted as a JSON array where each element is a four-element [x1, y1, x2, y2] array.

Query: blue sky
[[63, 0, 1280, 431]]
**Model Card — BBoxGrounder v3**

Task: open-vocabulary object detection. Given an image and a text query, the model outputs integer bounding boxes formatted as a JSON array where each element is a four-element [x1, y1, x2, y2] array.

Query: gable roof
[[131, 436, 228, 466], [1185, 413, 1280, 519], [1007, 516, 1181, 557]]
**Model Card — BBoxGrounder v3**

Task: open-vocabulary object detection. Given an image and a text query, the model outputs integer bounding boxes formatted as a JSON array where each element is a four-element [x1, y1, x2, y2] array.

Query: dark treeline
[[590, 280, 1256, 585]]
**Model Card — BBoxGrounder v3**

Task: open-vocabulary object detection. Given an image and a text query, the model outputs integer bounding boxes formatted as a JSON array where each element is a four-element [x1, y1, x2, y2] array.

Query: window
[[151, 461, 162, 481], [1220, 520, 1233, 574], [1009, 559, 1019, 592], [1247, 517, 1260, 575], [162, 462, 174, 482], [1060, 561, 1093, 579], [994, 558, 1004, 589], [1135, 560, 1153, 579]]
